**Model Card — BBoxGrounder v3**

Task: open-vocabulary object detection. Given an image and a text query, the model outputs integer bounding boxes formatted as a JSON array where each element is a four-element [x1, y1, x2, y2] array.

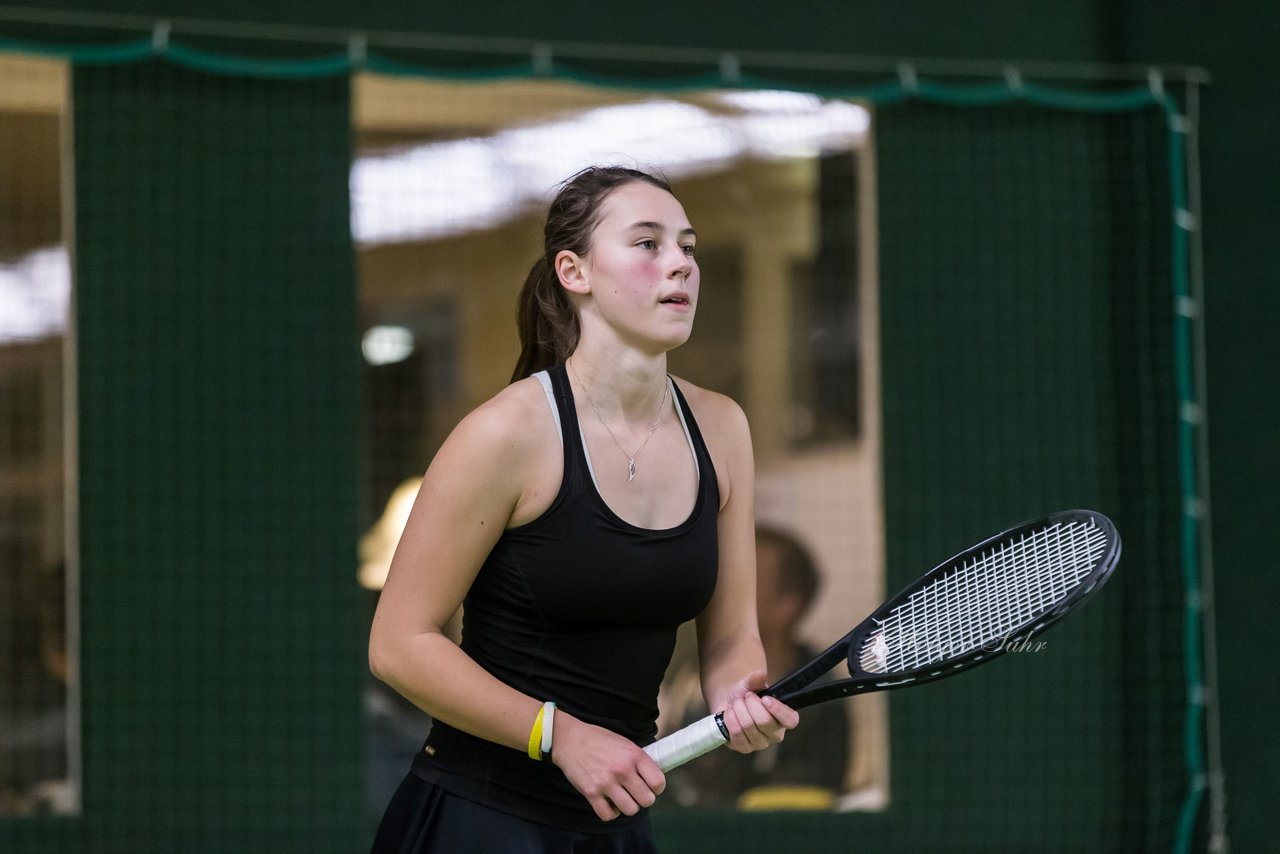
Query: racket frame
[[643, 509, 1120, 771], [768, 509, 1120, 708]]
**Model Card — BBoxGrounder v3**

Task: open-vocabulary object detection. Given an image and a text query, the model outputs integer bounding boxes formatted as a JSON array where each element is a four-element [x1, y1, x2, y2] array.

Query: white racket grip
[[644, 712, 729, 772]]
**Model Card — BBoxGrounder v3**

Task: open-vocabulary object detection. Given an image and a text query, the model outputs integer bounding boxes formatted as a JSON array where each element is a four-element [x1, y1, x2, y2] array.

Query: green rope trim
[[163, 43, 351, 79], [1157, 92, 1209, 854], [543, 64, 734, 93], [0, 34, 152, 63], [362, 54, 533, 81], [0, 29, 1211, 853]]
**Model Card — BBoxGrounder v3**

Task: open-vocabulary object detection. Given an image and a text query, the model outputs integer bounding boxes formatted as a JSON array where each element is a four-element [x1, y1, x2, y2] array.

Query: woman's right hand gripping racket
[[645, 509, 1121, 772]]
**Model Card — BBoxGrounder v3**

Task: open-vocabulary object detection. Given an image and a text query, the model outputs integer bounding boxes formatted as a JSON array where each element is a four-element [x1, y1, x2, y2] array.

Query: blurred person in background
[[0, 562, 70, 815], [661, 526, 851, 810]]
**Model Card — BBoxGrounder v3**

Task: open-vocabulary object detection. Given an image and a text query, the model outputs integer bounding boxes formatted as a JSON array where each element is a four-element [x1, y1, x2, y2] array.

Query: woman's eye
[[682, 244, 697, 256], [638, 239, 657, 250]]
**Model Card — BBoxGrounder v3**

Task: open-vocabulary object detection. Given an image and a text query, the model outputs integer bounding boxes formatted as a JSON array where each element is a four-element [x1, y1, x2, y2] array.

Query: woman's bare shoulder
[[453, 376, 555, 455], [670, 376, 749, 437]]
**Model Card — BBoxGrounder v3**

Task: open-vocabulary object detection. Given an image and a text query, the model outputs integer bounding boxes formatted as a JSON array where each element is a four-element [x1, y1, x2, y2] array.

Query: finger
[[733, 692, 793, 750], [763, 695, 801, 729], [730, 696, 771, 751], [620, 774, 659, 811], [589, 796, 620, 822], [742, 669, 769, 693], [605, 785, 643, 817], [637, 755, 667, 795], [741, 693, 785, 745], [720, 704, 747, 752]]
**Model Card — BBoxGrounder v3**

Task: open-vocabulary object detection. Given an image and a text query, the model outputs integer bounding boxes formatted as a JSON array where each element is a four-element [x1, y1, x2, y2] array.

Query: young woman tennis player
[[368, 166, 799, 852]]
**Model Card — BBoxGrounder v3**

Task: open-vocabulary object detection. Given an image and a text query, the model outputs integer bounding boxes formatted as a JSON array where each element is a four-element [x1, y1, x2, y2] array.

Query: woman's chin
[[655, 325, 695, 352]]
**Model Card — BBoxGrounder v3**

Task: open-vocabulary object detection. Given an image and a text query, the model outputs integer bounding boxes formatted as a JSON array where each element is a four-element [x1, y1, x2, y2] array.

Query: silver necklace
[[569, 361, 667, 483]]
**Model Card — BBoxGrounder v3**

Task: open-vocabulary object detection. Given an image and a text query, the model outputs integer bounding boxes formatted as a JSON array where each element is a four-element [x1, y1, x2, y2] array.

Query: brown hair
[[510, 166, 674, 382]]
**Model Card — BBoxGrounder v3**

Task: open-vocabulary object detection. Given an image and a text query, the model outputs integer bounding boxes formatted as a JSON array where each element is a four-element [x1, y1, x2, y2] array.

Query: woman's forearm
[[371, 627, 665, 823], [699, 632, 768, 712], [370, 629, 540, 753]]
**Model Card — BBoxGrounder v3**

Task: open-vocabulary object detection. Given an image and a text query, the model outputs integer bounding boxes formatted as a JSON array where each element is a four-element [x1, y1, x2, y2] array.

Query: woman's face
[[571, 181, 700, 353]]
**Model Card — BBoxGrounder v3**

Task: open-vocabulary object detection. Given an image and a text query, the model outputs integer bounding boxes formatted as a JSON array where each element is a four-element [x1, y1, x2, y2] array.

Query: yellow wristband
[[527, 705, 546, 760]]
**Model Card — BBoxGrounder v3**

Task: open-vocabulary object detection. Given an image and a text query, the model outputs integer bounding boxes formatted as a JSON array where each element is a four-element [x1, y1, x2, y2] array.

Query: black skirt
[[371, 773, 659, 854]]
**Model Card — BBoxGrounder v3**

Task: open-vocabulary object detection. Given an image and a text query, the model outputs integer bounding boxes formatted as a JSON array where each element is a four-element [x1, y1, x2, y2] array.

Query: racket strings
[[902, 523, 1099, 669], [858, 521, 1109, 674]]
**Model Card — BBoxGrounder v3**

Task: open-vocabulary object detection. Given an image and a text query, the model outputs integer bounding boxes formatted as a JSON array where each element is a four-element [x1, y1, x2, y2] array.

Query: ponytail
[[510, 256, 580, 382]]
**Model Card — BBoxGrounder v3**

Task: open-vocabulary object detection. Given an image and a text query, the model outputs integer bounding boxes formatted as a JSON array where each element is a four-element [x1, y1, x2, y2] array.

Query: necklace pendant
[[627, 459, 637, 482]]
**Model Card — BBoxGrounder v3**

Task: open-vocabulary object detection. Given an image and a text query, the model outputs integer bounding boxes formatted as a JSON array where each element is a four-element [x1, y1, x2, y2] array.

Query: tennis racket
[[645, 509, 1121, 772]]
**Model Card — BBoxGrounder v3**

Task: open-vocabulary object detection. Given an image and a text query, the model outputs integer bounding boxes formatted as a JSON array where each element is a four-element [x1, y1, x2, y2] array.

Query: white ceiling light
[[362, 325, 416, 366], [352, 93, 869, 246], [0, 246, 70, 344]]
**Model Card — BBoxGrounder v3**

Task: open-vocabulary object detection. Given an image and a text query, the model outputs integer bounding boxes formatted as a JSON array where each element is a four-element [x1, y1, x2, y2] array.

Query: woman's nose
[[669, 248, 693, 279]]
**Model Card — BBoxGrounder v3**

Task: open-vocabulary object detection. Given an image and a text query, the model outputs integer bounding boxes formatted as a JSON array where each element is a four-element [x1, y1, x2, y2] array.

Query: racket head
[[845, 509, 1120, 688]]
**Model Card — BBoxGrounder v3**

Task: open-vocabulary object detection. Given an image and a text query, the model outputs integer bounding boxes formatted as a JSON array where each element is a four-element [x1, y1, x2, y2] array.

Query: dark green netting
[[9, 59, 364, 851], [873, 103, 1182, 852]]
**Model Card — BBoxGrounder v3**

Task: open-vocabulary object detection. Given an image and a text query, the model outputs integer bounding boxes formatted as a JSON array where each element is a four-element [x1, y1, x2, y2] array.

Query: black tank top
[[412, 363, 720, 832]]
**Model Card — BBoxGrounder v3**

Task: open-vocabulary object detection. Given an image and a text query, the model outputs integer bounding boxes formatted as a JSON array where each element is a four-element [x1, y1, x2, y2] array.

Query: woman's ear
[[555, 249, 590, 295]]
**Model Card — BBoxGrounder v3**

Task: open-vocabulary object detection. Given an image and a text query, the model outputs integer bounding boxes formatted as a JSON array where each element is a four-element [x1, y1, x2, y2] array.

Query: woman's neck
[[565, 343, 669, 425]]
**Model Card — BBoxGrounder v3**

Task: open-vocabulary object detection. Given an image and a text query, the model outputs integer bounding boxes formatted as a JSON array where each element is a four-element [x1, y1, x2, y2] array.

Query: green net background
[[873, 102, 1182, 851], [73, 60, 359, 851], [0, 54, 1194, 852]]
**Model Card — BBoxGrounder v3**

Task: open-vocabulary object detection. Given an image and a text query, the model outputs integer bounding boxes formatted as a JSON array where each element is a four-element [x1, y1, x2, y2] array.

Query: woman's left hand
[[716, 670, 800, 754]]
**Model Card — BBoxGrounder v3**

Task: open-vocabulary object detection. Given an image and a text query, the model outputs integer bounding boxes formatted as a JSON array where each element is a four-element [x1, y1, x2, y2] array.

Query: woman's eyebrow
[[627, 221, 698, 238]]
